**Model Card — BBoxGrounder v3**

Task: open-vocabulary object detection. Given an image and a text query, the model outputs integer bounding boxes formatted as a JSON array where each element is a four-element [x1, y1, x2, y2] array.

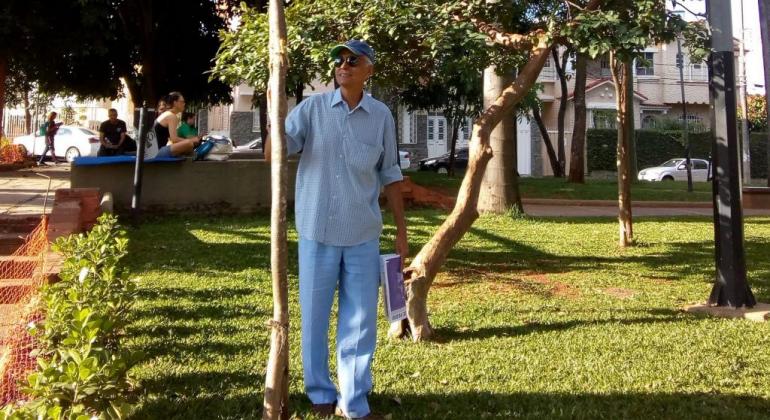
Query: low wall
[[743, 187, 770, 210], [71, 159, 298, 214]]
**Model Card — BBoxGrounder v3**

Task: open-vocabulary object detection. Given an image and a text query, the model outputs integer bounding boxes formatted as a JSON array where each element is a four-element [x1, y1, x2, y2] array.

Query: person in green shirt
[[177, 112, 199, 139]]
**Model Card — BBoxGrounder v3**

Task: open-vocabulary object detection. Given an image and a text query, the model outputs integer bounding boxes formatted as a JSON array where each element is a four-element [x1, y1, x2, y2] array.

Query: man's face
[[108, 111, 118, 122], [334, 50, 373, 89]]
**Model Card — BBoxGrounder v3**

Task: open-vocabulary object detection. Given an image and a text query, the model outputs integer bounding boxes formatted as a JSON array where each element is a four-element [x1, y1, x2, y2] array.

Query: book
[[380, 254, 407, 323]]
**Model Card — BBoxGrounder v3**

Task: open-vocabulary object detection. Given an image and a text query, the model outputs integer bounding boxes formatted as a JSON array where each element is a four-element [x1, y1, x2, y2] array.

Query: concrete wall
[[71, 159, 298, 214]]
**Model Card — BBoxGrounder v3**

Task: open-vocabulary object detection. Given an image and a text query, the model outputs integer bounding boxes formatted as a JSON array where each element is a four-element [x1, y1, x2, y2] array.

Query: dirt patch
[[522, 273, 581, 299], [602, 287, 637, 299], [433, 269, 580, 299]]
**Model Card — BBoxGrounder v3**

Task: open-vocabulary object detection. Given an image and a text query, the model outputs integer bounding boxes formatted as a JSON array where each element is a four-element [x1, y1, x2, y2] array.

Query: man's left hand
[[395, 230, 408, 270]]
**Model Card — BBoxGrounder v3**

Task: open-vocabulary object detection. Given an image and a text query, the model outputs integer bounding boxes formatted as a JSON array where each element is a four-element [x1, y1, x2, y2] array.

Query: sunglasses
[[333, 55, 361, 68]]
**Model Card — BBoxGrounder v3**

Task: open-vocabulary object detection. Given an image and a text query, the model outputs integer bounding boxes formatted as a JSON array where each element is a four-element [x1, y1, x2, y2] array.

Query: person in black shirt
[[98, 109, 131, 156]]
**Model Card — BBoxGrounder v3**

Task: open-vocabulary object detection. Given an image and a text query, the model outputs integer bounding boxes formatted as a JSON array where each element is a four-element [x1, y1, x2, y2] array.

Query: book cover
[[380, 254, 407, 323]]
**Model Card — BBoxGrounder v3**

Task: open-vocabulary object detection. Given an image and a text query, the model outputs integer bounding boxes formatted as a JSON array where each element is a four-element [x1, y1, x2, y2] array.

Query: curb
[[522, 198, 713, 208]]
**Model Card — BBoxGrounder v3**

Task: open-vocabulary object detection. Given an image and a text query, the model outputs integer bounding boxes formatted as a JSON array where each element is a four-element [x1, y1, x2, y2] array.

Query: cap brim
[[330, 44, 363, 58]]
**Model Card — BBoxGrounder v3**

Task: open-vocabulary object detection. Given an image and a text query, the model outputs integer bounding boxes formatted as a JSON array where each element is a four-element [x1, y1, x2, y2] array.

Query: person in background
[[97, 109, 128, 156], [38, 112, 62, 165], [151, 92, 201, 157], [177, 112, 199, 139], [157, 98, 168, 114]]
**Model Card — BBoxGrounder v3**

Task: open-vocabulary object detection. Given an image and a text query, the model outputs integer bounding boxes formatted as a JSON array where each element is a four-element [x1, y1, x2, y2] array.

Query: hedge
[[750, 132, 768, 179], [588, 129, 768, 178]]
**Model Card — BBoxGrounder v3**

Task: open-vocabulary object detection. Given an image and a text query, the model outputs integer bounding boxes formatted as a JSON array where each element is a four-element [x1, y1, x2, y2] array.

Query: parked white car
[[399, 150, 411, 170], [13, 125, 101, 162], [638, 158, 711, 182]]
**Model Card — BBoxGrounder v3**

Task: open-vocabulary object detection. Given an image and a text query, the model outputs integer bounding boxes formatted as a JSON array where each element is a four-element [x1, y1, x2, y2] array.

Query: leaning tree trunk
[[478, 66, 523, 213], [263, 0, 290, 418], [552, 48, 569, 177], [568, 54, 588, 183], [389, 40, 551, 341], [610, 52, 634, 247], [531, 103, 562, 176]]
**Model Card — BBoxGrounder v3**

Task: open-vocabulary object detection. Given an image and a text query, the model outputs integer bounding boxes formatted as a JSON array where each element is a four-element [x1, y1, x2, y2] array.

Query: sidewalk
[[0, 165, 71, 216], [521, 198, 770, 217]]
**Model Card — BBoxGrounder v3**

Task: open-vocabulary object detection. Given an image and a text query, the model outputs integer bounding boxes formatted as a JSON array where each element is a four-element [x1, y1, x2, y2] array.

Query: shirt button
[[339, 154, 343, 158]]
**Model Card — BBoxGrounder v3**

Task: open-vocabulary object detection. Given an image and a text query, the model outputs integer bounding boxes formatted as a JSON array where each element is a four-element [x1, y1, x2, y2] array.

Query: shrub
[[1, 214, 138, 420], [0, 138, 26, 164], [588, 129, 714, 172], [750, 132, 768, 179]]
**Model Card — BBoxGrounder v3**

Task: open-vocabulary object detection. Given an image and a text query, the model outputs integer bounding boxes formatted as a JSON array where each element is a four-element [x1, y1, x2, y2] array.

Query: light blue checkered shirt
[[286, 88, 403, 246]]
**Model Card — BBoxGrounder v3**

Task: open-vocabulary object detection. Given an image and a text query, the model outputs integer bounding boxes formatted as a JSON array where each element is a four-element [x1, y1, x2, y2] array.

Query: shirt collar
[[331, 88, 371, 114]]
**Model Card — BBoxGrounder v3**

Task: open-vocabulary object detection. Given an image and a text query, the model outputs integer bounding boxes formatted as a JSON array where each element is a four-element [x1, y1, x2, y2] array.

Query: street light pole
[[759, 0, 770, 188], [737, 0, 752, 184], [706, 0, 756, 307], [676, 36, 694, 192]]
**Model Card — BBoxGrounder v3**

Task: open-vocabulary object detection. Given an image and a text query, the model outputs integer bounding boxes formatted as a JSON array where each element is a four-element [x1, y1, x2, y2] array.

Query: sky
[[669, 0, 766, 94]]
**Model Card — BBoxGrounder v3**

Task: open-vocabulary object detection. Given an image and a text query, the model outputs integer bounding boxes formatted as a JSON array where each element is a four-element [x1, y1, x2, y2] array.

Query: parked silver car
[[638, 158, 711, 182]]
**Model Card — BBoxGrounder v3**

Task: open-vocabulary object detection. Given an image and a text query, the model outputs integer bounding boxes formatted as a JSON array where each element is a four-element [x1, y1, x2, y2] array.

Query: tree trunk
[[447, 116, 461, 177], [23, 90, 31, 135], [759, 0, 770, 187], [531, 103, 562, 176], [388, 41, 551, 341], [568, 54, 588, 183], [263, 0, 290, 418], [478, 66, 523, 213], [257, 92, 268, 152], [0, 56, 7, 138], [610, 53, 634, 247], [294, 84, 304, 105], [552, 48, 568, 176]]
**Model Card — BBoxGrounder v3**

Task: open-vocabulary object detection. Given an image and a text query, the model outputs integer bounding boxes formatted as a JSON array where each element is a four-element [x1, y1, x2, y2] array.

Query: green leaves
[[2, 214, 137, 419]]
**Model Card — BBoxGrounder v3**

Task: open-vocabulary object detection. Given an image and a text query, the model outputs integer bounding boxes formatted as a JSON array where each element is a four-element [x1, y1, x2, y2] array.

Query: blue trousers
[[298, 236, 380, 418], [38, 139, 55, 164]]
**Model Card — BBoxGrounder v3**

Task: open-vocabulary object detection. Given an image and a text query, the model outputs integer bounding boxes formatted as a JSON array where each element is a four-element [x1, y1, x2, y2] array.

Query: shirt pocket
[[345, 139, 383, 175]]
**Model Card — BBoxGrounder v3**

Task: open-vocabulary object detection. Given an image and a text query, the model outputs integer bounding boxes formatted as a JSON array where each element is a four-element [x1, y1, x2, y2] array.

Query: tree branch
[[449, 0, 605, 50]]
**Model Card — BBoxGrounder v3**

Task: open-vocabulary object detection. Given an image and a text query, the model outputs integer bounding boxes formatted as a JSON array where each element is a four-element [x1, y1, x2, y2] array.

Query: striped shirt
[[286, 88, 403, 246]]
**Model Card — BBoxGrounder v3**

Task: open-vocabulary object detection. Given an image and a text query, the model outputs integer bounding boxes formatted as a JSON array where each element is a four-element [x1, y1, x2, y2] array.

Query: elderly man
[[265, 40, 407, 419]]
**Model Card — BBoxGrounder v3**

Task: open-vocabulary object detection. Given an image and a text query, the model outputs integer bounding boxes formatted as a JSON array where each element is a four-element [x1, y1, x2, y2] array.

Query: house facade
[[531, 41, 711, 176]]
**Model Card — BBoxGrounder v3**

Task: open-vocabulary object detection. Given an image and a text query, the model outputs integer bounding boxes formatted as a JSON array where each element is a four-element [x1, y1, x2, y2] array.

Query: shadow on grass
[[371, 390, 770, 419], [431, 309, 684, 343], [130, 388, 770, 419]]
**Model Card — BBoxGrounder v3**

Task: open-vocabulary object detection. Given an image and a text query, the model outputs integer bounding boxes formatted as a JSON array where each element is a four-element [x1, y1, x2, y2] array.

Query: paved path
[[1, 166, 767, 218], [0, 165, 70, 216]]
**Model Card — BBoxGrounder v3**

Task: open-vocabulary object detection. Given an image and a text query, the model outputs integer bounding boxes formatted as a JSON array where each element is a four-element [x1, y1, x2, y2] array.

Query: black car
[[418, 147, 469, 173]]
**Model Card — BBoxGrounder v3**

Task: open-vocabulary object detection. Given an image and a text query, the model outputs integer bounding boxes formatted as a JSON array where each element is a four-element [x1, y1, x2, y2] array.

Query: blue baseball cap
[[329, 40, 376, 64]]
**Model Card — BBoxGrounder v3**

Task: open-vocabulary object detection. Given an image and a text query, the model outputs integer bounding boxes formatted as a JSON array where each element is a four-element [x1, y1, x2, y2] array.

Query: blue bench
[[73, 156, 185, 166]]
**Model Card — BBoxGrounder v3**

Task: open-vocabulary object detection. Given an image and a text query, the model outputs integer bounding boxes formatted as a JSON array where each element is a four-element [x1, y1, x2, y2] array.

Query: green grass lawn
[[406, 171, 714, 202], [124, 212, 770, 419]]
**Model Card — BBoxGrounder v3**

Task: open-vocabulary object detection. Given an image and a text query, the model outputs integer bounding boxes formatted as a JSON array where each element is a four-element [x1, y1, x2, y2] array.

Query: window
[[642, 115, 657, 129], [57, 128, 71, 136], [600, 55, 611, 77], [635, 52, 655, 76], [592, 109, 617, 129], [694, 160, 709, 170], [401, 110, 416, 144], [687, 61, 707, 81], [427, 119, 434, 141]]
